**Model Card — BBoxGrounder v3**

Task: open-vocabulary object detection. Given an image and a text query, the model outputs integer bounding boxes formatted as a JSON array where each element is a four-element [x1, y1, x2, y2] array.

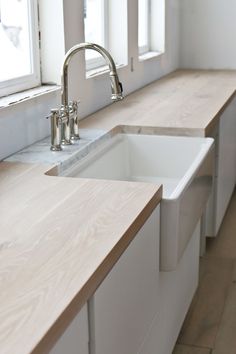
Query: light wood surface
[[0, 162, 162, 354], [1, 69, 236, 354], [80, 69, 236, 137]]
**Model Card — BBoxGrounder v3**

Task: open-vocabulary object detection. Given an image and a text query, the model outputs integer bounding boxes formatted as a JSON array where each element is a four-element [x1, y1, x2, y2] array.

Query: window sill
[[0, 85, 60, 110], [86, 63, 126, 79], [139, 51, 164, 62]]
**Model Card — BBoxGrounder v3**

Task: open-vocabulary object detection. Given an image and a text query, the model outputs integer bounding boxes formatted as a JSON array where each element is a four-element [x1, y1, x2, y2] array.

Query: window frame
[[0, 0, 41, 98]]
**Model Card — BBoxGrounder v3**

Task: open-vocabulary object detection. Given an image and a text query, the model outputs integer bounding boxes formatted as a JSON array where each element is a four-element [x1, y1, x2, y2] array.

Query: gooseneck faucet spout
[[48, 42, 123, 151], [61, 43, 123, 146], [62, 42, 123, 107]]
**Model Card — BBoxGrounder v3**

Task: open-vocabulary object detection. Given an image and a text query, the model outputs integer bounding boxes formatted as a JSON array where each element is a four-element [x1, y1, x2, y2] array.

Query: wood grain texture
[[177, 257, 234, 348], [173, 344, 211, 354], [212, 283, 236, 354], [0, 161, 162, 354], [80, 69, 236, 137]]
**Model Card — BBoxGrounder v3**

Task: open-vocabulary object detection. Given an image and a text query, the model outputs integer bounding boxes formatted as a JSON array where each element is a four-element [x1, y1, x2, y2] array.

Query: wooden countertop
[[1, 69, 236, 354], [80, 69, 236, 136], [0, 162, 162, 354]]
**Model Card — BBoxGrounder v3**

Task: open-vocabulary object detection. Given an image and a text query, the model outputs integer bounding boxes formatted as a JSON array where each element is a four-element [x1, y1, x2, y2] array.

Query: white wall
[[179, 0, 236, 69], [0, 0, 180, 160], [0, 90, 60, 161]]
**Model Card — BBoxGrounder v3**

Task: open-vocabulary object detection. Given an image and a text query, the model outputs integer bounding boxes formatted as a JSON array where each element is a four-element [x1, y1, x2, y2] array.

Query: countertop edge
[[205, 89, 236, 136], [30, 185, 162, 354]]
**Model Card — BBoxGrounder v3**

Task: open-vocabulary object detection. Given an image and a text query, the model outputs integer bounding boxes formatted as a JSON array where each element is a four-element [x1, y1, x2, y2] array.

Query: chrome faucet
[[48, 43, 123, 151]]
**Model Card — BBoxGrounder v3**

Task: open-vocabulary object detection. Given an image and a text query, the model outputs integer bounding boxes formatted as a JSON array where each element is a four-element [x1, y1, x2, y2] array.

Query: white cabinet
[[49, 304, 89, 354], [89, 207, 160, 354], [206, 96, 236, 236], [138, 222, 200, 354], [215, 98, 236, 233]]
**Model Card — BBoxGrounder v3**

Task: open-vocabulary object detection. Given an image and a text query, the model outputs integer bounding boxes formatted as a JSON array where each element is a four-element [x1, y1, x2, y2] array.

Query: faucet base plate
[[61, 139, 73, 146], [51, 145, 62, 151]]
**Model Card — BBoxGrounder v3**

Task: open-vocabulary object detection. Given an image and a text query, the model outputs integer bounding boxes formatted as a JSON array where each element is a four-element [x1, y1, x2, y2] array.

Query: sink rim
[[45, 131, 214, 271], [50, 132, 214, 200]]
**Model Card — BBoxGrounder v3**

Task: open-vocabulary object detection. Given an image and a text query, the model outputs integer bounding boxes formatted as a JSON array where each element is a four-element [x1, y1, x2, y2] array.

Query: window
[[0, 0, 40, 97], [84, 0, 109, 70], [83, 0, 128, 73], [138, 0, 165, 59], [138, 0, 150, 55]]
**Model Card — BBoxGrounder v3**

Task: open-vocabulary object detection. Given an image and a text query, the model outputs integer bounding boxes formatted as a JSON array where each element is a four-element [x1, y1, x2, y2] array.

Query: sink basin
[[53, 133, 214, 271]]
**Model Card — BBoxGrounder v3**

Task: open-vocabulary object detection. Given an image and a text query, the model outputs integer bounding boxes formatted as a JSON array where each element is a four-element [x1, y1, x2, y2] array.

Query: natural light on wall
[[0, 0, 40, 97]]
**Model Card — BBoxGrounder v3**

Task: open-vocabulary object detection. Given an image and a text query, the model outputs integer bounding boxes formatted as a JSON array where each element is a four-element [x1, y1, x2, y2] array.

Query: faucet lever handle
[[47, 109, 63, 151], [119, 82, 123, 93], [69, 100, 80, 140], [46, 108, 60, 120]]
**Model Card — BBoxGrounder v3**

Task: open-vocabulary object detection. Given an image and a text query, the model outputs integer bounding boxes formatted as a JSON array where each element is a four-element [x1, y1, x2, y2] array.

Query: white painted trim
[[139, 50, 163, 62], [0, 0, 41, 97], [0, 85, 59, 109]]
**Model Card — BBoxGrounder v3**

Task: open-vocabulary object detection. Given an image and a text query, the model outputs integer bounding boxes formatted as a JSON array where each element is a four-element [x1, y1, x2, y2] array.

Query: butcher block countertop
[[0, 162, 162, 354], [81, 69, 236, 136], [1, 69, 236, 354]]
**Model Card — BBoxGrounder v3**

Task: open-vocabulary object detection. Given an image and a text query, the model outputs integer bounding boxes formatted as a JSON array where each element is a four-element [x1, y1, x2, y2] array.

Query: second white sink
[[57, 133, 214, 271]]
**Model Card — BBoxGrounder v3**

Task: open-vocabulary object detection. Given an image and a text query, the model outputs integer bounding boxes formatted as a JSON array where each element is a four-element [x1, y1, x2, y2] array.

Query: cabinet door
[[89, 206, 160, 354], [49, 304, 89, 354], [215, 97, 236, 234]]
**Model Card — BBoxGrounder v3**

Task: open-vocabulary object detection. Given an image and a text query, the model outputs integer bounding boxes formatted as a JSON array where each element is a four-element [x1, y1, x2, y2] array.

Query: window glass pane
[[84, 0, 105, 61], [0, 0, 33, 82], [138, 0, 149, 53]]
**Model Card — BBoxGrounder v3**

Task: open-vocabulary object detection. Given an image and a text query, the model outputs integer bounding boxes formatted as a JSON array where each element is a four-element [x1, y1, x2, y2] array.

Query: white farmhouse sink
[[56, 133, 214, 271]]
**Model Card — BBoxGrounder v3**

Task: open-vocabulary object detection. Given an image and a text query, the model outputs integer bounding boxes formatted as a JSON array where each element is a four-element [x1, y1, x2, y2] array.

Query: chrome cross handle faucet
[[49, 42, 123, 151]]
